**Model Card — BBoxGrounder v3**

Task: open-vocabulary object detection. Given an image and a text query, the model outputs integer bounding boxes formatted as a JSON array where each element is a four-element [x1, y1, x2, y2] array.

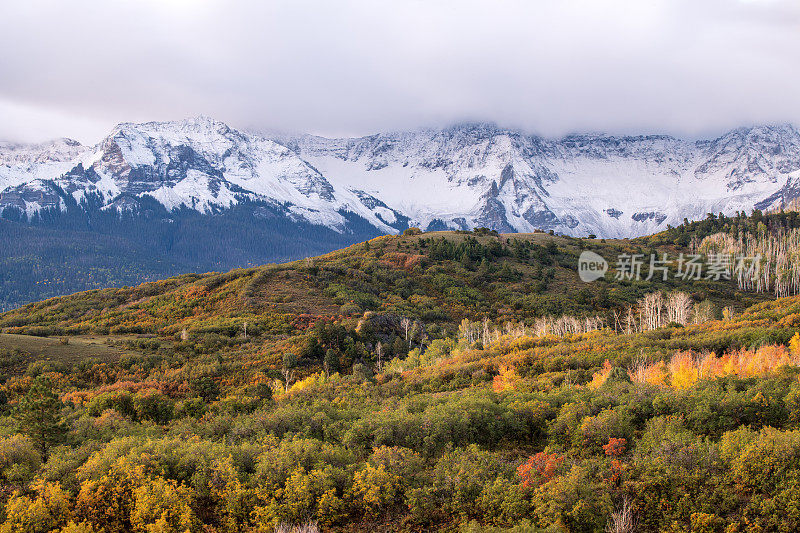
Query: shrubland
[[0, 217, 798, 531]]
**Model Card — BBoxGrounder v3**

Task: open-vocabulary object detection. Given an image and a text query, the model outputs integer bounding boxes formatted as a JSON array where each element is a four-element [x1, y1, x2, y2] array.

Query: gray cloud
[[1, 0, 799, 143]]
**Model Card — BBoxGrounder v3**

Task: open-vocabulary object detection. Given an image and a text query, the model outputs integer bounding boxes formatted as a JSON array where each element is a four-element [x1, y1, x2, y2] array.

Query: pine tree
[[14, 376, 64, 460]]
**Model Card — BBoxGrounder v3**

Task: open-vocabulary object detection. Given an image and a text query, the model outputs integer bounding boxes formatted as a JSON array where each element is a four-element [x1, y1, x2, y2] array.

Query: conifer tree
[[14, 376, 64, 460]]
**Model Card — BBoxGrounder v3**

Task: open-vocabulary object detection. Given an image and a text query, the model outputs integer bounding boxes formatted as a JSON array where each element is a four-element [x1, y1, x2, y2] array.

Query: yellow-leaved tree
[[0, 481, 70, 533], [58, 522, 97, 533], [209, 456, 255, 533], [350, 464, 401, 519], [789, 332, 800, 358], [130, 476, 198, 533]]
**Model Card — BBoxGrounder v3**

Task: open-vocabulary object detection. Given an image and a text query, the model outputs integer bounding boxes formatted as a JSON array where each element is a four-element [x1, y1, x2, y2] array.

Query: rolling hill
[[0, 218, 799, 532], [4, 117, 800, 309]]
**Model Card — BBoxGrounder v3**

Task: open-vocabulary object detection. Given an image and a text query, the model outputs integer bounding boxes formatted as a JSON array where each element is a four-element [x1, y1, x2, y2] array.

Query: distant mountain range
[[2, 116, 800, 308], [3, 116, 800, 239]]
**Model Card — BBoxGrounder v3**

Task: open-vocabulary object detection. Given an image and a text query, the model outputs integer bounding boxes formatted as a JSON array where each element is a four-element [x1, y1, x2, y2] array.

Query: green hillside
[[0, 220, 799, 532]]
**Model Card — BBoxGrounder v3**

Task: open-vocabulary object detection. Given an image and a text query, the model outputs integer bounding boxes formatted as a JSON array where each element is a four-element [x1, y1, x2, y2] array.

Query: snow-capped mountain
[[2, 117, 800, 238], [290, 123, 800, 238], [0, 117, 405, 232]]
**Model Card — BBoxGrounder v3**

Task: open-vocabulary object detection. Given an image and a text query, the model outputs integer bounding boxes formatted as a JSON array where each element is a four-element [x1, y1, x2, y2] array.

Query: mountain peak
[[180, 115, 232, 130], [110, 116, 234, 139], [444, 121, 501, 133], [715, 123, 799, 142]]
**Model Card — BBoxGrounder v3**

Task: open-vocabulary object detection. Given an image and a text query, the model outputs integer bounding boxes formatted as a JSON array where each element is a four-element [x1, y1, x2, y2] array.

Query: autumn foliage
[[627, 345, 800, 389], [2, 225, 800, 531], [517, 451, 564, 487]]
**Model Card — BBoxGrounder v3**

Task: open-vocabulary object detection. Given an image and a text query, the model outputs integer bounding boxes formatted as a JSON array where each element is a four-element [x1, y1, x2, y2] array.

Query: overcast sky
[[1, 0, 799, 144]]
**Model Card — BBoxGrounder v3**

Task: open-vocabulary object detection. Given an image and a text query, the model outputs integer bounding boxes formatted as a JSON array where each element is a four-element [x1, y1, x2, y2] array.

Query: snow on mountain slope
[[291, 124, 800, 237], [0, 117, 402, 233], [292, 124, 558, 232], [0, 138, 89, 191], [538, 132, 785, 238], [2, 118, 800, 238]]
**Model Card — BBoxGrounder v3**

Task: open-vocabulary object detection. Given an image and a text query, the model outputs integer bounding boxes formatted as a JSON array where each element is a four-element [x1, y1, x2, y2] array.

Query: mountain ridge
[[3, 117, 800, 239]]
